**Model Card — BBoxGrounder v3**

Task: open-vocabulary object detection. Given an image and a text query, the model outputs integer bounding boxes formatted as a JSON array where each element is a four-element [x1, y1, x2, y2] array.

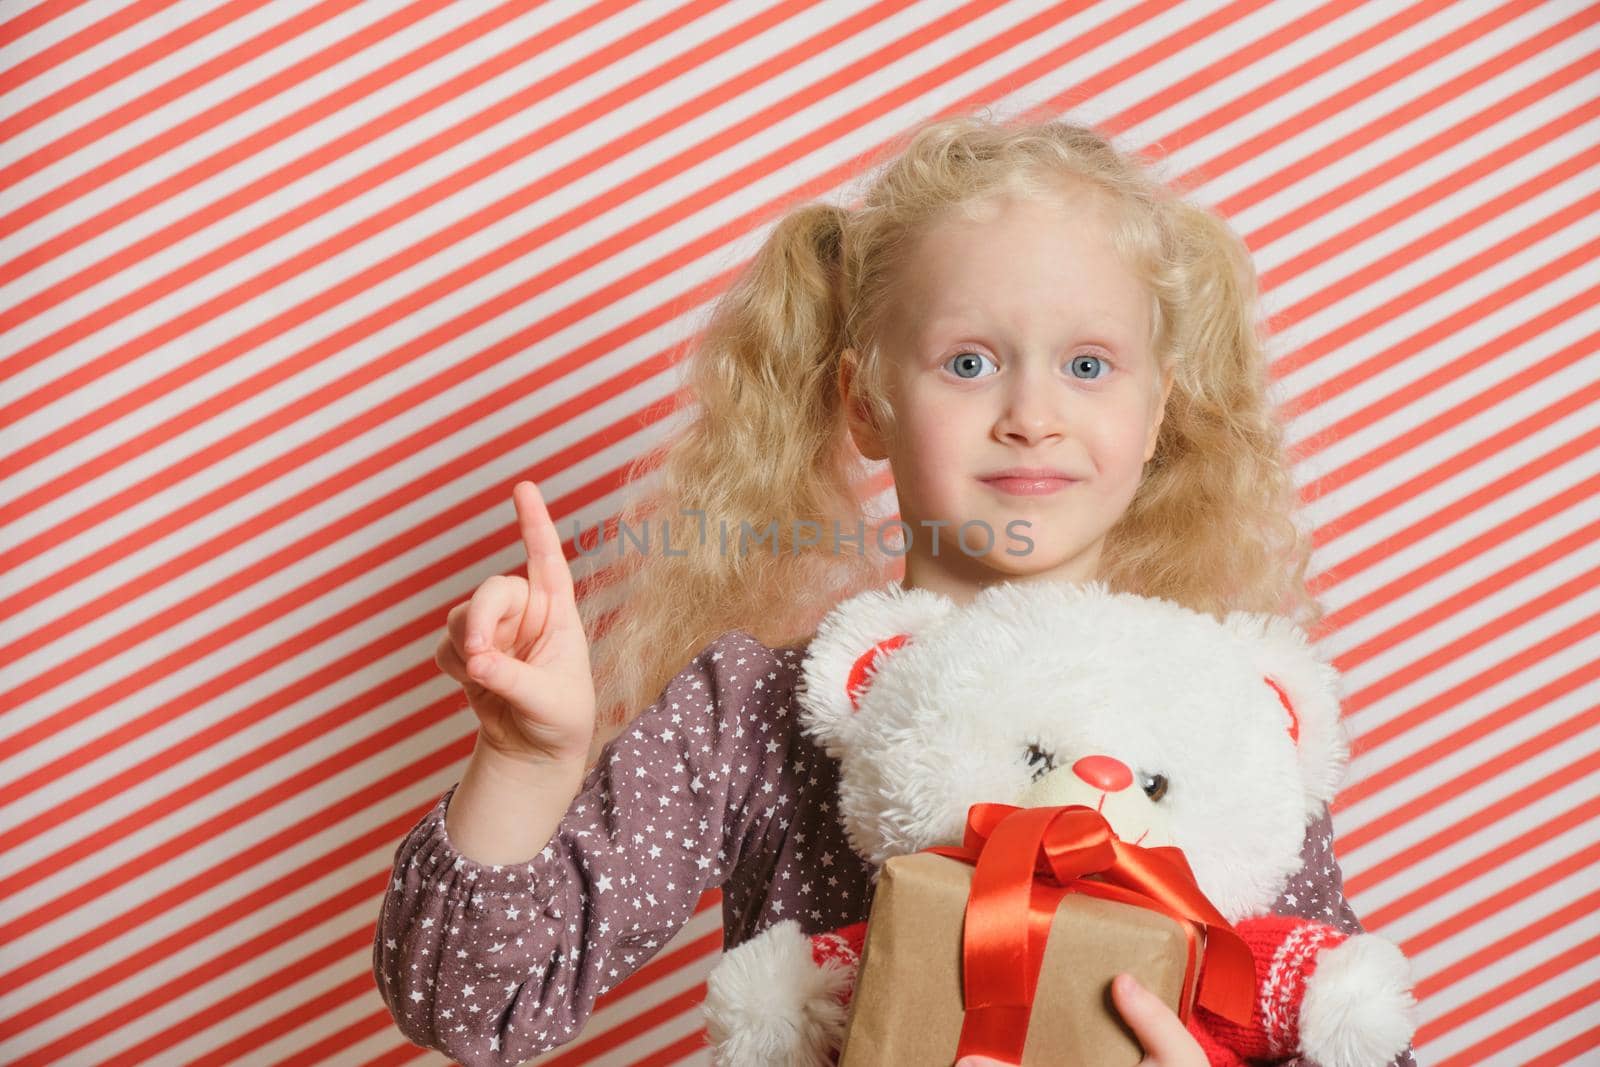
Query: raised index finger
[[513, 480, 575, 606]]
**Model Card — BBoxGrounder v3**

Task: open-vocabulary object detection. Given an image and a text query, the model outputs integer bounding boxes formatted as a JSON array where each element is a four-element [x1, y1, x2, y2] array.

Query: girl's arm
[[372, 630, 794, 1066], [441, 740, 588, 865], [1268, 806, 1420, 1067]]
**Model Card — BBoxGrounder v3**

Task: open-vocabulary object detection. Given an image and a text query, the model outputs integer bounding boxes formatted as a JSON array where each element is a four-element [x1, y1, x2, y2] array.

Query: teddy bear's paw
[[1300, 932, 1419, 1067], [702, 919, 853, 1067]]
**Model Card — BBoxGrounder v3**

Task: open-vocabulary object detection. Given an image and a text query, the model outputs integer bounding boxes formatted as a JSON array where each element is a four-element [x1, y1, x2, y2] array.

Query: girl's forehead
[[886, 193, 1147, 346], [913, 186, 1119, 259]]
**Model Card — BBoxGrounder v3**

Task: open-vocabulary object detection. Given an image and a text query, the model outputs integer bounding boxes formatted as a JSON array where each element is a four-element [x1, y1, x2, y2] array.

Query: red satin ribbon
[[924, 802, 1256, 1064]]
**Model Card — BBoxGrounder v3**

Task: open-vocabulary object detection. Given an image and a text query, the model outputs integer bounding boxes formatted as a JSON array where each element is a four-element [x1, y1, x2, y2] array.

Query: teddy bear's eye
[[1024, 743, 1057, 782], [1141, 771, 1169, 802]]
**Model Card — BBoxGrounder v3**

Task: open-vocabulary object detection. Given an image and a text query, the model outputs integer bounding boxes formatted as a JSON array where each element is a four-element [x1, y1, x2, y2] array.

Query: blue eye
[[1070, 353, 1109, 380], [945, 351, 997, 379]]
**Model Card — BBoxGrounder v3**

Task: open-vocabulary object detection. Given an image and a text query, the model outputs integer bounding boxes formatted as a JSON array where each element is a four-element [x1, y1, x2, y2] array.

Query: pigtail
[[578, 201, 894, 738], [1101, 196, 1326, 639]]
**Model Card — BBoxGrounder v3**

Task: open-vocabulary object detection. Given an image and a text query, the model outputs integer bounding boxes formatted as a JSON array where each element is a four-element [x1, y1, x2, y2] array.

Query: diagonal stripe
[[2, 0, 1593, 1062]]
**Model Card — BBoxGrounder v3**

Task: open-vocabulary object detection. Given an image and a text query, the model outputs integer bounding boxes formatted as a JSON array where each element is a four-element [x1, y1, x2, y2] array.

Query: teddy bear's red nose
[[1073, 755, 1133, 792]]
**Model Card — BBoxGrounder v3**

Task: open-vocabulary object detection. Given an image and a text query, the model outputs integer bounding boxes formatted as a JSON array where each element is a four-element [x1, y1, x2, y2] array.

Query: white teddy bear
[[701, 578, 1418, 1067]]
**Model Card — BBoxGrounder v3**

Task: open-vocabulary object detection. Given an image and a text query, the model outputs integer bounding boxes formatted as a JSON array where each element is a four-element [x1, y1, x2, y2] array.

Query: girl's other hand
[[434, 480, 598, 767], [953, 972, 1206, 1067]]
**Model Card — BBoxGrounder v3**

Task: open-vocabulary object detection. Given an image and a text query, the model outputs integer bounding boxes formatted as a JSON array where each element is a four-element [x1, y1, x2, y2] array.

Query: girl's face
[[841, 186, 1174, 605]]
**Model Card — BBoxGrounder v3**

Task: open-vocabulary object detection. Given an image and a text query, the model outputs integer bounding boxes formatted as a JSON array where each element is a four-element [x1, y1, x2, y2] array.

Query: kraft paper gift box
[[836, 850, 1194, 1065], [836, 803, 1253, 1067]]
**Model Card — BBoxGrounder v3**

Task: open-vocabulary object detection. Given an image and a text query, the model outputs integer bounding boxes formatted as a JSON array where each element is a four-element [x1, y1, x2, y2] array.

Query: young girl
[[374, 115, 1417, 1067]]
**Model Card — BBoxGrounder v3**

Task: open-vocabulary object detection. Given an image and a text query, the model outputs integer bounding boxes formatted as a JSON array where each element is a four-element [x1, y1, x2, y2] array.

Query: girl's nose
[[997, 400, 1063, 443], [996, 372, 1066, 443], [1073, 754, 1132, 792]]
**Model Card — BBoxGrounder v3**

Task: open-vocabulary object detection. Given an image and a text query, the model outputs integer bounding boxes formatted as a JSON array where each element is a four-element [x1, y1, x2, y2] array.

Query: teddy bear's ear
[[1221, 610, 1352, 823], [796, 582, 956, 751]]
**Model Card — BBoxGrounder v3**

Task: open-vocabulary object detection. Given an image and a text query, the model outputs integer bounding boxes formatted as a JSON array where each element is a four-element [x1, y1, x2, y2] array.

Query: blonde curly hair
[[576, 112, 1324, 742]]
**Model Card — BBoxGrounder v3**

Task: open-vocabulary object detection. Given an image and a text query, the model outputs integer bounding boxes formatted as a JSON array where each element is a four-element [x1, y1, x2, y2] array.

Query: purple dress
[[372, 629, 1418, 1067]]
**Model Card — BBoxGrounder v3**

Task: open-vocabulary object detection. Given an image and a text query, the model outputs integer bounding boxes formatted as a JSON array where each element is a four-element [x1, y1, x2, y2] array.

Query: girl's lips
[[979, 476, 1076, 495]]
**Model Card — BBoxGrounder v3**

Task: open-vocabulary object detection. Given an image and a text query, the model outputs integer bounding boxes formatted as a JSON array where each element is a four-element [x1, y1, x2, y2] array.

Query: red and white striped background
[[2, 0, 1595, 1064]]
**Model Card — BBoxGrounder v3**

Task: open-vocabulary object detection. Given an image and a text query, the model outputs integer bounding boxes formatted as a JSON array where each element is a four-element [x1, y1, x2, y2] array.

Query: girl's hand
[[434, 480, 597, 767], [953, 972, 1207, 1067]]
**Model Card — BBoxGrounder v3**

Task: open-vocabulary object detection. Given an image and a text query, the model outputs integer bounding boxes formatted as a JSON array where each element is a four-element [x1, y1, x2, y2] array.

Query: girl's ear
[[1144, 363, 1176, 463], [797, 582, 955, 752], [1220, 610, 1352, 824], [838, 347, 889, 462]]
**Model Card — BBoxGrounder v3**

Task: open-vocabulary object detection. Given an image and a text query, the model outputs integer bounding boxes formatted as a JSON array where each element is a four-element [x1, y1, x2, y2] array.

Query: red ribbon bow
[[924, 802, 1256, 1063]]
